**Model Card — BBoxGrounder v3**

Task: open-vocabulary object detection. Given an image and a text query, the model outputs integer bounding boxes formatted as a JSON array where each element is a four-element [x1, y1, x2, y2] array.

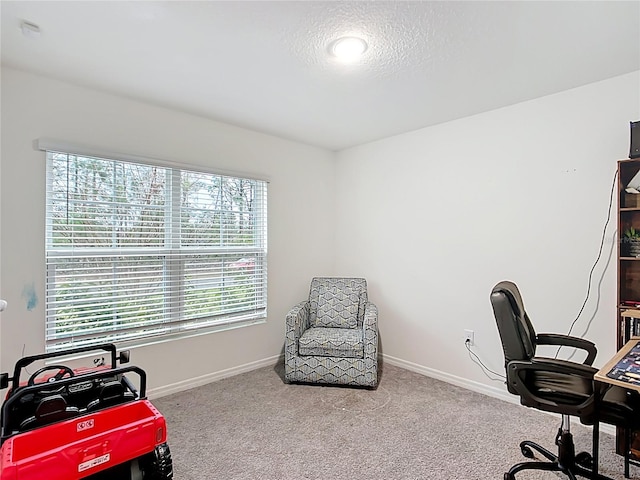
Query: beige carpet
[[152, 362, 635, 479]]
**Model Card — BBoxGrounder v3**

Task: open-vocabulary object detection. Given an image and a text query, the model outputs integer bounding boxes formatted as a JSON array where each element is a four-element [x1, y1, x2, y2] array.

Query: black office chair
[[490, 280, 630, 480]]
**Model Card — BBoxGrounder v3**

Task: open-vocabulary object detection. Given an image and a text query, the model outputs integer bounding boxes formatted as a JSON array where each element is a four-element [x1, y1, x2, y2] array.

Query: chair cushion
[[313, 284, 360, 329], [529, 371, 592, 405], [299, 327, 363, 358]]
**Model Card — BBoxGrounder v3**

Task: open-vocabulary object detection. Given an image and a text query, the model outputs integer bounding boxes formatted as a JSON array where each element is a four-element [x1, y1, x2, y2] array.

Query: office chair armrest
[[536, 333, 597, 365], [508, 358, 597, 409], [528, 357, 598, 375]]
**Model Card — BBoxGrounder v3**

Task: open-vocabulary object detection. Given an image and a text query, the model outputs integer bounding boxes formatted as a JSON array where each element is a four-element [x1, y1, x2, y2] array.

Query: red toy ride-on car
[[0, 344, 173, 479]]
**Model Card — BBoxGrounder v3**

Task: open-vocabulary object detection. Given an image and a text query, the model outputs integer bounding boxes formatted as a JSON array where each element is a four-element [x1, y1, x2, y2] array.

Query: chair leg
[[507, 459, 577, 479], [519, 439, 557, 462], [505, 416, 615, 480]]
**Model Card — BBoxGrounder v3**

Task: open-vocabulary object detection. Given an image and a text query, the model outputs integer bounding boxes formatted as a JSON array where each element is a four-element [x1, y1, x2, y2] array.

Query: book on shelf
[[622, 309, 640, 339]]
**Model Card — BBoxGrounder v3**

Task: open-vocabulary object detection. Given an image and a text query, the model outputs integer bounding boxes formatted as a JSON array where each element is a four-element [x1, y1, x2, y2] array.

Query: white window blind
[[45, 151, 267, 352]]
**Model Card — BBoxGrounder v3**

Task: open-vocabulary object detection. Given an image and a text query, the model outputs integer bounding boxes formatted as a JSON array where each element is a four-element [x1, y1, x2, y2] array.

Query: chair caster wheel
[[521, 445, 534, 458], [504, 473, 514, 480], [575, 451, 593, 469]]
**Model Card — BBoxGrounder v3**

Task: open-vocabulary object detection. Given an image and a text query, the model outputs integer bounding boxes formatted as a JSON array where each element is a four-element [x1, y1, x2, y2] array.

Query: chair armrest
[[363, 302, 378, 360], [529, 357, 598, 376], [536, 333, 597, 365], [285, 301, 310, 358], [507, 358, 597, 409]]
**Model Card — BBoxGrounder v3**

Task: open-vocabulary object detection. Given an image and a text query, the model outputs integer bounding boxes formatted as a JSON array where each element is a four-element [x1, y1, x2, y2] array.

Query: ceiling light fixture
[[329, 36, 368, 63]]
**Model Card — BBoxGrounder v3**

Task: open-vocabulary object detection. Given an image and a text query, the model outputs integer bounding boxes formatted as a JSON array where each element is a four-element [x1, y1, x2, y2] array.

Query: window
[[45, 150, 267, 352]]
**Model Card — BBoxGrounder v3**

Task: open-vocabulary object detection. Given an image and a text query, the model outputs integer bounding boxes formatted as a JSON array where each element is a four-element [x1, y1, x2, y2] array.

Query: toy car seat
[[86, 380, 134, 411], [19, 394, 80, 431]]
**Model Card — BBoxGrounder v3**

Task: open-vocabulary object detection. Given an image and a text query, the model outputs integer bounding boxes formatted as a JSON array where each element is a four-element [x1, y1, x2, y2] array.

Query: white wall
[[0, 67, 336, 394], [335, 71, 640, 398], [2, 66, 639, 401]]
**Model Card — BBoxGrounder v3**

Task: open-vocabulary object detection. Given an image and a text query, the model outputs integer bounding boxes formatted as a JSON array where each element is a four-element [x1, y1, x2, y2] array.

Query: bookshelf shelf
[[617, 158, 640, 459]]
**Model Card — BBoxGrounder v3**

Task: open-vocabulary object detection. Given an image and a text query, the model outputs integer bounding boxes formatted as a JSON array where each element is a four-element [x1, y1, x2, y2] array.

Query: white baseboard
[[382, 353, 516, 404], [381, 353, 616, 436], [147, 354, 282, 399]]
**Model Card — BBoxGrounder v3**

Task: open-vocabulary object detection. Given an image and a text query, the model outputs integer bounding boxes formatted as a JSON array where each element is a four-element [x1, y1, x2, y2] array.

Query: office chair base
[[505, 430, 613, 480]]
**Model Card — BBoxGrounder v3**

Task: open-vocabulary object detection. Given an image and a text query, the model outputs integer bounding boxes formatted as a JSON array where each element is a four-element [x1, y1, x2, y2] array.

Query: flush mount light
[[329, 36, 368, 63]]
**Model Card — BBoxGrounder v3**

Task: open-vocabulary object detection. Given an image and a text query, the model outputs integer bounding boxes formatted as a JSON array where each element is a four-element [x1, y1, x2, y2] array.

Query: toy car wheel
[[142, 443, 173, 479]]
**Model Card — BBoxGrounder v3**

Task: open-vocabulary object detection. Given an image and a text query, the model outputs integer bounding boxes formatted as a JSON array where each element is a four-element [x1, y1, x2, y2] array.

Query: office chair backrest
[[490, 281, 537, 366]]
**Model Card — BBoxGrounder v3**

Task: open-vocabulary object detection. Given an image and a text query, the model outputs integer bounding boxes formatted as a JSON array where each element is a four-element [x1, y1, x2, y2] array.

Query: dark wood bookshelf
[[617, 158, 640, 459]]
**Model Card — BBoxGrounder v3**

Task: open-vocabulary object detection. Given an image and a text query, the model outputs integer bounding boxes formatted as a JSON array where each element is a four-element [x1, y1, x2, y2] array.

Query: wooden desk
[[595, 336, 640, 392], [595, 336, 640, 477]]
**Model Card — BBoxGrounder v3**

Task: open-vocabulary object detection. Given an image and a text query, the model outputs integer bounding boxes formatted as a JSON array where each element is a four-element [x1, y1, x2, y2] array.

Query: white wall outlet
[[464, 329, 474, 346]]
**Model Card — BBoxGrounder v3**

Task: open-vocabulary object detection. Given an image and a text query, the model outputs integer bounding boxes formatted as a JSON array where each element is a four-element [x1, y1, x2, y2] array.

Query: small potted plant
[[623, 227, 640, 257]]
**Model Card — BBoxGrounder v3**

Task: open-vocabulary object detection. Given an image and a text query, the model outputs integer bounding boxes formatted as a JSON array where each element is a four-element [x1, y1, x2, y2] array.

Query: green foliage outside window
[[46, 152, 267, 351]]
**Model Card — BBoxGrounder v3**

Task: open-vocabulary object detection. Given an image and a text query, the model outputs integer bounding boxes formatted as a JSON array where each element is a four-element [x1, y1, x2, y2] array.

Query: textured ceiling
[[1, 1, 639, 151]]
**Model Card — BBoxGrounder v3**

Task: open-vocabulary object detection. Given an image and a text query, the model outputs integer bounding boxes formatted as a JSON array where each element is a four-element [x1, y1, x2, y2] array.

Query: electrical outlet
[[464, 329, 474, 346]]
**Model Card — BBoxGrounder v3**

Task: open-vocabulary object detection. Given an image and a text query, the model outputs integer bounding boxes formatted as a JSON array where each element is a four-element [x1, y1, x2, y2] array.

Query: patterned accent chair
[[284, 277, 378, 387]]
